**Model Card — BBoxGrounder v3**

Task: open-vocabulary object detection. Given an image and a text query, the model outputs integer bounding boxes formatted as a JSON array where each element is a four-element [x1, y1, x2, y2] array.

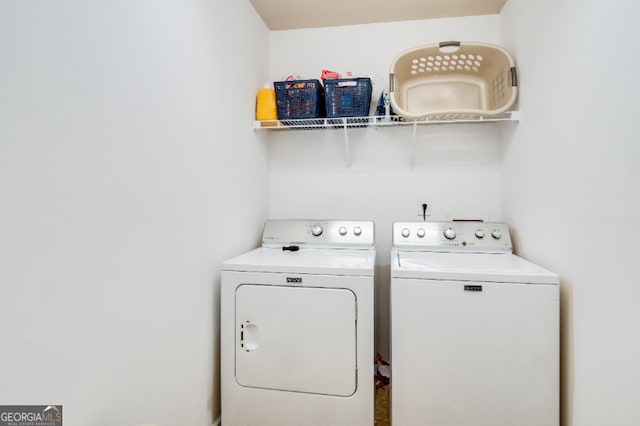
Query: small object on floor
[[375, 353, 391, 424], [375, 352, 391, 389]]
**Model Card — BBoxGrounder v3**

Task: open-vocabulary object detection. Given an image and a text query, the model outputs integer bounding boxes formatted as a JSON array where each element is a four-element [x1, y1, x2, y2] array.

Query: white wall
[[6, 1, 635, 423], [0, 1, 269, 425], [267, 15, 505, 357], [500, 0, 640, 425]]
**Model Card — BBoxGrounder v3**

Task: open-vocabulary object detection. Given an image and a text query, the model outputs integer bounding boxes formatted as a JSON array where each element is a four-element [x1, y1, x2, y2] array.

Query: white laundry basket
[[389, 41, 518, 120]]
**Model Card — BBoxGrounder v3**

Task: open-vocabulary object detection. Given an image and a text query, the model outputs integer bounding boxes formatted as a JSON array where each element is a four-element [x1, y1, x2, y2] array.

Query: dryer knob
[[443, 227, 456, 240], [417, 228, 426, 238], [401, 228, 410, 238], [338, 226, 348, 236], [491, 229, 502, 239], [353, 226, 362, 236], [311, 224, 324, 236], [475, 229, 485, 239]]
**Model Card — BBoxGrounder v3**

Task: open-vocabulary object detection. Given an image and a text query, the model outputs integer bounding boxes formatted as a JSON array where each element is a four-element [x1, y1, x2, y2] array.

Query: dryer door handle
[[240, 322, 259, 352]]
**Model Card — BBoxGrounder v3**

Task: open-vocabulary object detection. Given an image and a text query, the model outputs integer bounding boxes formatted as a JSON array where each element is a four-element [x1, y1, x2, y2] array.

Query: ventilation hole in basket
[[456, 65, 463, 70], [412, 65, 418, 69], [428, 56, 434, 61], [412, 59, 419, 64], [419, 63, 425, 68], [472, 66, 479, 72], [434, 67, 440, 71], [466, 60, 472, 65], [464, 65, 471, 71], [474, 61, 481, 67], [442, 61, 449, 66], [436, 55, 442, 61], [460, 54, 466, 59], [444, 55, 450, 60], [468, 54, 475, 60], [449, 66, 455, 71], [450, 60, 457, 65], [411, 70, 417, 75], [426, 67, 433, 72], [452, 54, 458, 60], [477, 55, 483, 61], [427, 62, 434, 67], [420, 57, 426, 62]]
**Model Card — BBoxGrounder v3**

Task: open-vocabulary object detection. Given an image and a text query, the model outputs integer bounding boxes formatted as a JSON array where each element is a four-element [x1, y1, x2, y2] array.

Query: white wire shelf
[[253, 111, 520, 130], [254, 111, 520, 168]]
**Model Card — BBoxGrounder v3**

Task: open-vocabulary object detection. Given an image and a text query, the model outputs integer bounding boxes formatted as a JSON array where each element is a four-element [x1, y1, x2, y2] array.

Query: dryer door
[[235, 284, 357, 396]]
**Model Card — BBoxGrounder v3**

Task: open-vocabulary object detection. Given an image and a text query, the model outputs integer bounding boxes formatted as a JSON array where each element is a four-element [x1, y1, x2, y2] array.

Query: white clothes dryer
[[221, 219, 375, 426], [390, 221, 559, 426]]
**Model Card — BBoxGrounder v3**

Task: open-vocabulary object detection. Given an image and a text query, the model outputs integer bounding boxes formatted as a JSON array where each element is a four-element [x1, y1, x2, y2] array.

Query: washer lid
[[223, 247, 376, 276], [392, 250, 558, 284]]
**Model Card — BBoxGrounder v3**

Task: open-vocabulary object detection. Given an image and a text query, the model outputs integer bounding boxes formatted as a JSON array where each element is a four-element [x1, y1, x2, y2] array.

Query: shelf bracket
[[410, 120, 418, 170], [343, 118, 351, 167]]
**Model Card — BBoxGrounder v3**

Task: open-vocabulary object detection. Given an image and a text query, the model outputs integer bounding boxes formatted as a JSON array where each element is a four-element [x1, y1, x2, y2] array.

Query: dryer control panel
[[262, 219, 375, 248], [393, 221, 512, 253]]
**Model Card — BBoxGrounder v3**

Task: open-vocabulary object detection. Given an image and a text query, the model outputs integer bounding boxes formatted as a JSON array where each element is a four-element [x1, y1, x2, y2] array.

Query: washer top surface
[[392, 250, 558, 284], [391, 221, 558, 285]]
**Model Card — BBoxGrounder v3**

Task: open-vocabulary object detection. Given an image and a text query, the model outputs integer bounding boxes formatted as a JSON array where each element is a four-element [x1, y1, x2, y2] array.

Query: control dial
[[338, 226, 347, 236], [311, 224, 324, 237], [353, 226, 362, 236], [401, 228, 410, 238], [491, 229, 502, 240], [443, 227, 456, 240], [417, 228, 426, 238], [475, 229, 485, 239]]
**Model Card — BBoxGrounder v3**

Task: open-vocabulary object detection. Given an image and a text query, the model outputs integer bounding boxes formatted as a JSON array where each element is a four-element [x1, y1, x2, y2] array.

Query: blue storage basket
[[274, 79, 325, 124], [324, 78, 373, 118]]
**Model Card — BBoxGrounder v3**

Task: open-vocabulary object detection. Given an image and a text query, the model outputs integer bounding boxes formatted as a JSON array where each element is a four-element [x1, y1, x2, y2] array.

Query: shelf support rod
[[410, 120, 418, 170], [343, 118, 351, 167]]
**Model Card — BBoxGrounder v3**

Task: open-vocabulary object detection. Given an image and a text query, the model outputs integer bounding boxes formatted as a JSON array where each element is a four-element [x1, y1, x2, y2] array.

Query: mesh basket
[[389, 41, 518, 120], [274, 79, 325, 125], [324, 78, 372, 126]]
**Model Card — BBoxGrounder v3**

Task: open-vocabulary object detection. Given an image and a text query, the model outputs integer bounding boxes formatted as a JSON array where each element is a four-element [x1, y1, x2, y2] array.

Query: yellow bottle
[[256, 82, 277, 124]]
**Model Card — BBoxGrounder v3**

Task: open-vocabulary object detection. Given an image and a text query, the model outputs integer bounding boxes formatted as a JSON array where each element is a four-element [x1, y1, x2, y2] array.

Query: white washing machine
[[390, 221, 559, 426], [221, 219, 375, 426]]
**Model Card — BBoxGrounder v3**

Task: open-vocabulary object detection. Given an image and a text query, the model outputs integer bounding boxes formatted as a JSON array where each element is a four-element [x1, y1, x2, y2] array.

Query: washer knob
[[338, 226, 347, 236], [475, 229, 485, 239], [417, 228, 426, 238], [401, 228, 410, 238], [491, 229, 502, 240], [311, 224, 323, 237], [353, 226, 362, 236], [443, 227, 456, 240]]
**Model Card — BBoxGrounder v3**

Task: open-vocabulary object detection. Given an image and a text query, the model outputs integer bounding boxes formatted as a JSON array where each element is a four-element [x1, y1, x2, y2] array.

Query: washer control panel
[[393, 221, 512, 252], [262, 219, 374, 248]]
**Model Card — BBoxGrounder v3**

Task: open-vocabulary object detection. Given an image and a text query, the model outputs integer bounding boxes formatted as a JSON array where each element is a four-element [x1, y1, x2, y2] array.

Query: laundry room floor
[[375, 386, 390, 425]]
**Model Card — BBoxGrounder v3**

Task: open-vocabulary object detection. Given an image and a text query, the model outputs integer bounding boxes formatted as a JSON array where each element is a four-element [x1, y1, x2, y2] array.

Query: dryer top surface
[[223, 247, 376, 276]]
